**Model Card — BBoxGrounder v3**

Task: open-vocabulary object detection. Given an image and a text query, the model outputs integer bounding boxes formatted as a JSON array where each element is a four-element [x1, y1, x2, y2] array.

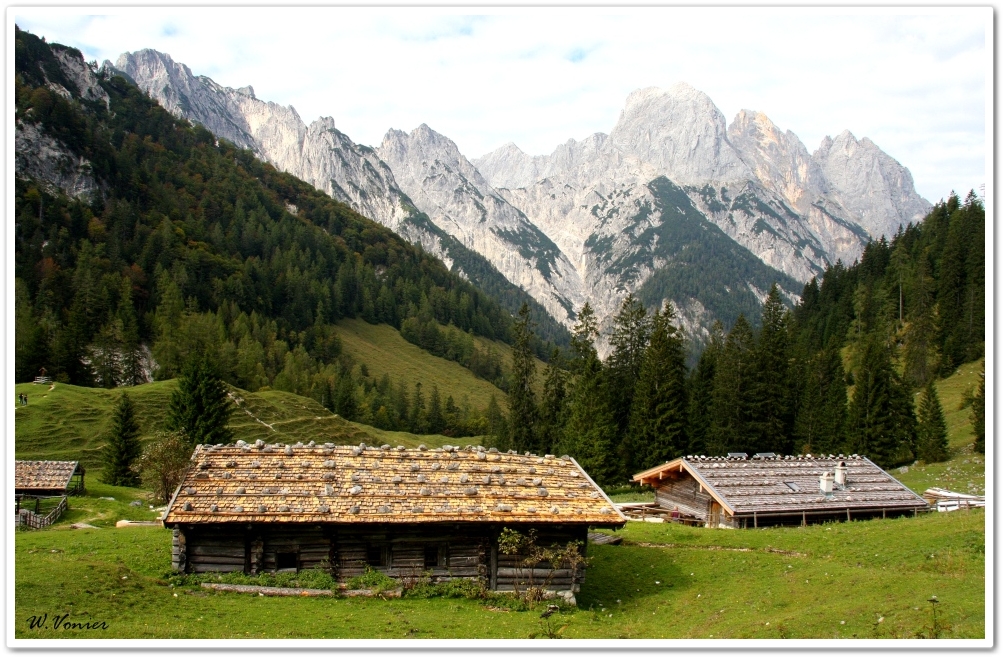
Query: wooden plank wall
[[656, 475, 712, 521], [175, 522, 590, 593]]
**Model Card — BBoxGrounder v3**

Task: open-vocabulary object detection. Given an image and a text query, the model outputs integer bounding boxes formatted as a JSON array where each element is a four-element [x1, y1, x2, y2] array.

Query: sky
[[11, 6, 990, 204]]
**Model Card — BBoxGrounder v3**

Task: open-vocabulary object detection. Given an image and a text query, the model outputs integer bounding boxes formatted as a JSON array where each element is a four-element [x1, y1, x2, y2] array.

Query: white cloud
[[13, 6, 988, 202]]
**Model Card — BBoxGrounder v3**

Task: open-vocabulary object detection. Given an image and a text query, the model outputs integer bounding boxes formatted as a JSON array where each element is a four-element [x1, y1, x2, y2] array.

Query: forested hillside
[[13, 27, 558, 436], [494, 192, 985, 485]]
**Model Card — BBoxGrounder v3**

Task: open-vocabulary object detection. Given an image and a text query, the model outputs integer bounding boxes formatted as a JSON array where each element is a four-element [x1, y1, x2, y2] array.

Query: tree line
[[496, 192, 985, 485]]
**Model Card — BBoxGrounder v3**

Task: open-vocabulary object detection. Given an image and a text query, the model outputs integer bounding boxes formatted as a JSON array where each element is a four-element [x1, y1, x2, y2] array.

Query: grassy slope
[[13, 509, 983, 639], [335, 318, 508, 410], [14, 381, 373, 472], [894, 359, 985, 495]]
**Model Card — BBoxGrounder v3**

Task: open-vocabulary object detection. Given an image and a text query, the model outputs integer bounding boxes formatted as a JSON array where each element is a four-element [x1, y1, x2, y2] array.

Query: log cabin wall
[[655, 473, 712, 521], [173, 522, 589, 594]]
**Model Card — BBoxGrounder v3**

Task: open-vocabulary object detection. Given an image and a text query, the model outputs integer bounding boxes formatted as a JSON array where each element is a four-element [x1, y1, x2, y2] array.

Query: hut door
[[708, 502, 722, 528]]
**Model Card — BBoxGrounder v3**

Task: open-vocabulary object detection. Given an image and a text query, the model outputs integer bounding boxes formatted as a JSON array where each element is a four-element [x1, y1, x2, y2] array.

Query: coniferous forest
[[498, 192, 985, 484], [13, 27, 559, 437], [14, 28, 986, 481]]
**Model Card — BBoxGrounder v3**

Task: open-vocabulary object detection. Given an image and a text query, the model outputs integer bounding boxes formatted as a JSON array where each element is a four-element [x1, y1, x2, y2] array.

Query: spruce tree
[[166, 356, 233, 448], [569, 302, 599, 374], [971, 363, 985, 453], [607, 294, 651, 477], [486, 393, 509, 450], [538, 348, 569, 455], [793, 343, 848, 454], [101, 392, 142, 486], [709, 315, 756, 456], [916, 380, 949, 463], [845, 336, 916, 467], [428, 385, 444, 434], [749, 284, 793, 454], [628, 303, 689, 473], [508, 303, 538, 452], [559, 351, 619, 486], [687, 321, 723, 455]]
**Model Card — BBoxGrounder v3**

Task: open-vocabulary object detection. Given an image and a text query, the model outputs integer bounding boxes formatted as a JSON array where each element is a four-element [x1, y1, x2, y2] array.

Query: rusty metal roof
[[634, 454, 928, 516], [163, 441, 626, 526], [15, 460, 81, 491]]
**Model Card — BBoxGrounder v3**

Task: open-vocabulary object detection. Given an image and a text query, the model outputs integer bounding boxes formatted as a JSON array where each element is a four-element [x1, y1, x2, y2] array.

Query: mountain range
[[108, 51, 931, 345]]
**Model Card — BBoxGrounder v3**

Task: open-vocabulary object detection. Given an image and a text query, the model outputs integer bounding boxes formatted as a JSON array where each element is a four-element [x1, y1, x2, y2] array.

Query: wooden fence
[[18, 496, 67, 529]]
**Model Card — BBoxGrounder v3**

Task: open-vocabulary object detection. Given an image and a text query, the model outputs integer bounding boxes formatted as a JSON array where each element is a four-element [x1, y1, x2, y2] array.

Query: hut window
[[276, 552, 298, 572], [366, 544, 389, 568], [424, 544, 445, 569], [784, 482, 800, 492]]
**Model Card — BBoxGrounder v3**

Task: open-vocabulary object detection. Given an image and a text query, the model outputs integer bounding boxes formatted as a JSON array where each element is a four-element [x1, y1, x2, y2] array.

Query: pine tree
[[687, 321, 722, 455], [558, 351, 619, 486], [793, 342, 848, 454], [428, 385, 444, 434], [334, 370, 358, 420], [166, 355, 233, 448], [607, 294, 652, 477], [537, 348, 568, 455], [846, 336, 916, 468], [709, 315, 756, 456], [101, 392, 142, 486], [628, 303, 689, 474], [916, 380, 949, 463], [971, 362, 985, 453], [486, 393, 508, 449], [569, 302, 599, 374], [749, 284, 793, 454], [508, 303, 538, 452]]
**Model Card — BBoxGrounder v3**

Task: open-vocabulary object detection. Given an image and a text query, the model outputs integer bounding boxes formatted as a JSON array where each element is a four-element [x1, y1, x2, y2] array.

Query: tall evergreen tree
[[569, 302, 599, 374], [538, 348, 569, 455], [916, 380, 949, 463], [428, 384, 444, 434], [708, 315, 756, 456], [845, 335, 916, 467], [101, 392, 142, 486], [971, 362, 985, 454], [793, 342, 848, 454], [508, 303, 538, 452], [687, 321, 723, 455], [486, 393, 508, 450], [749, 284, 793, 454], [628, 303, 689, 473], [607, 294, 652, 476], [166, 355, 233, 447], [559, 351, 619, 486]]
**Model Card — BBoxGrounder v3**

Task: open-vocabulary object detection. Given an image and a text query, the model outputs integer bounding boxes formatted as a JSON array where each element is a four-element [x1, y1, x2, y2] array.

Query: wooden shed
[[163, 440, 625, 598], [14, 460, 85, 497], [633, 453, 929, 528]]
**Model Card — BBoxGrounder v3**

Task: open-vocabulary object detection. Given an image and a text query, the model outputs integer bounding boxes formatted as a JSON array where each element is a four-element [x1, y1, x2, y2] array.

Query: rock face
[[111, 50, 415, 240], [113, 52, 931, 345], [477, 84, 930, 336], [377, 125, 585, 322], [15, 43, 107, 199]]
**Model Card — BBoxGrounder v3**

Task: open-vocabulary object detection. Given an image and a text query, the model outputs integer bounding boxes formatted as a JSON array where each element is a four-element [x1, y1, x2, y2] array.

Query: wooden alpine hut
[[633, 453, 929, 528], [163, 440, 625, 599], [14, 460, 85, 497]]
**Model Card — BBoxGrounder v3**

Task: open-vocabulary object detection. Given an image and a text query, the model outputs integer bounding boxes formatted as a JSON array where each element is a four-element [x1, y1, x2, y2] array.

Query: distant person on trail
[[671, 506, 681, 522]]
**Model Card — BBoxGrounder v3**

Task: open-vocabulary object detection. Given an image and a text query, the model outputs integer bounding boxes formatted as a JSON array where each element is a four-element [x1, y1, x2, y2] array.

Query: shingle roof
[[164, 441, 626, 526], [634, 454, 928, 516], [15, 460, 81, 491]]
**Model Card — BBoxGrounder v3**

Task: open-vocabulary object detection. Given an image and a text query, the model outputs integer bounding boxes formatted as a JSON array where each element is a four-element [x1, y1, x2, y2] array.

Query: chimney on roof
[[834, 461, 848, 488], [820, 472, 834, 496]]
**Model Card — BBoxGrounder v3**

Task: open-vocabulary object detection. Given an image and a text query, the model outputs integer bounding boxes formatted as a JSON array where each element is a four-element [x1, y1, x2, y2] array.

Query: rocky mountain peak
[[609, 83, 752, 185]]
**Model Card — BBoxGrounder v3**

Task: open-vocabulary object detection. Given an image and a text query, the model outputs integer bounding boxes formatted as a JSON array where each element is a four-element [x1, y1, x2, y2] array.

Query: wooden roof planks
[[14, 460, 83, 492], [163, 441, 626, 527]]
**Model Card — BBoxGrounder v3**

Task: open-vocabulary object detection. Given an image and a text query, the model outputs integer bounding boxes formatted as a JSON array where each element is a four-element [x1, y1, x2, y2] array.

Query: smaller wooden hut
[[633, 454, 928, 528], [15, 460, 85, 497]]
